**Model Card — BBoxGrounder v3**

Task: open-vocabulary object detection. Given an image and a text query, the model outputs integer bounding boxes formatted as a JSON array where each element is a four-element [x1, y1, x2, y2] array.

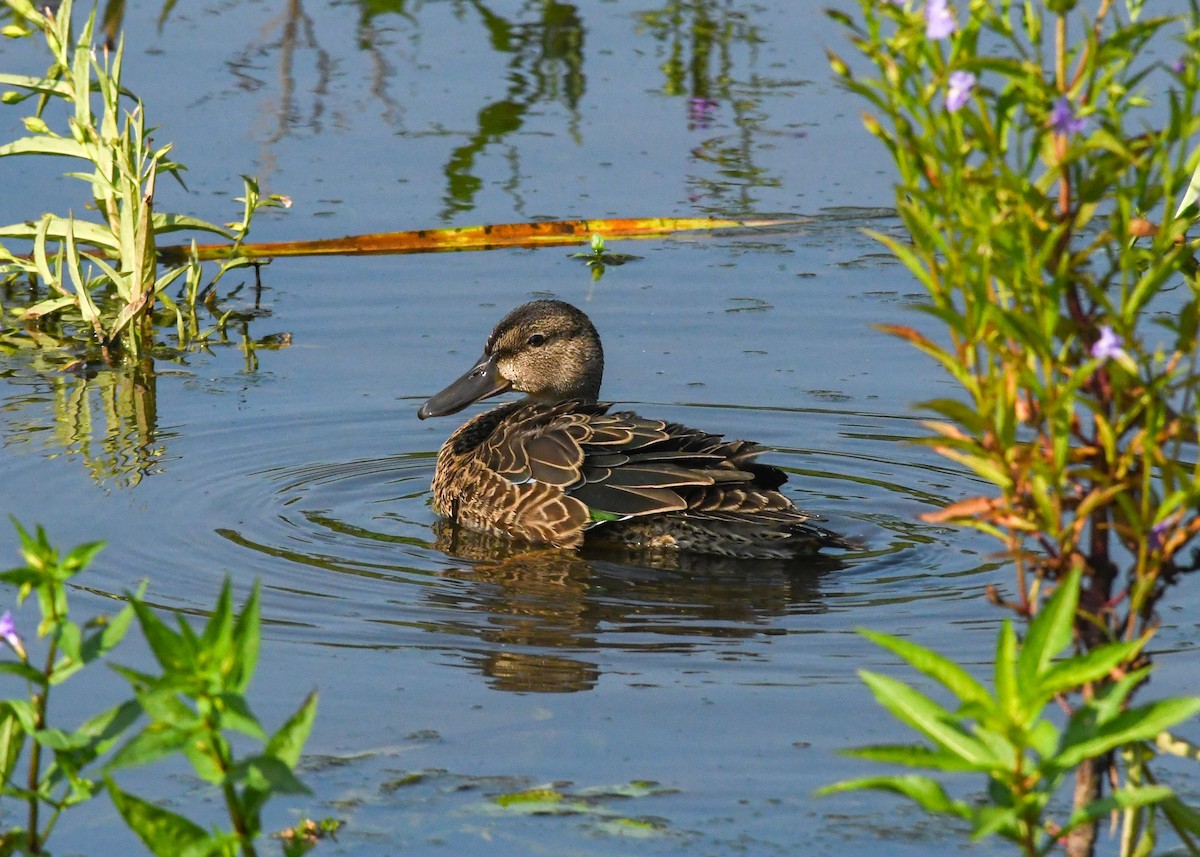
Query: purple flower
[[0, 612, 25, 661], [1050, 96, 1086, 136], [946, 71, 976, 112], [1172, 57, 1187, 75], [1090, 325, 1127, 361], [925, 0, 956, 39], [1149, 520, 1170, 551]]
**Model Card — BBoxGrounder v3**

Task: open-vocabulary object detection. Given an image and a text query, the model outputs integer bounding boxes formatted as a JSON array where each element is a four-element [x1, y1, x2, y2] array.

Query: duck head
[[418, 299, 605, 419]]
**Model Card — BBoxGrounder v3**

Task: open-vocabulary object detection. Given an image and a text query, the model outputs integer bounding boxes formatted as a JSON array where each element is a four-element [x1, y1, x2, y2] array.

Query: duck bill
[[418, 352, 512, 419]]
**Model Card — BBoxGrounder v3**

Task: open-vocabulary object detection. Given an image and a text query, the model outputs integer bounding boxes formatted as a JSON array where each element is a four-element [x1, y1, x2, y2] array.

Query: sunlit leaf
[[494, 787, 565, 808], [228, 754, 310, 795], [199, 580, 234, 658], [1017, 568, 1079, 688], [129, 599, 187, 674], [0, 134, 90, 159], [1034, 641, 1144, 701], [214, 692, 264, 741], [1160, 795, 1200, 844], [106, 778, 228, 857], [1057, 698, 1200, 768], [1063, 785, 1176, 833], [842, 743, 983, 772], [106, 723, 193, 771], [79, 595, 140, 666], [266, 691, 317, 769], [860, 629, 992, 710], [229, 580, 260, 694], [859, 671, 998, 767], [816, 774, 973, 819], [994, 620, 1018, 719], [158, 216, 799, 263]]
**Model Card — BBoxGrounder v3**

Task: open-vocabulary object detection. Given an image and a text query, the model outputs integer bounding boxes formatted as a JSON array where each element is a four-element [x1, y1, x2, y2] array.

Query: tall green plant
[[0, 0, 286, 358], [0, 522, 324, 856], [824, 1, 1200, 855]]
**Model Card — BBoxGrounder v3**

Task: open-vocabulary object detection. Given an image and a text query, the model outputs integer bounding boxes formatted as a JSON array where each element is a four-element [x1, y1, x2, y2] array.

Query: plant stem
[[207, 714, 257, 857], [1066, 753, 1109, 857], [26, 640, 57, 854]]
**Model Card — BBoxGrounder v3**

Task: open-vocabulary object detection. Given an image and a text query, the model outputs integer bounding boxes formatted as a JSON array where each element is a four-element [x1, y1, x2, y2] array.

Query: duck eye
[[527, 333, 547, 347]]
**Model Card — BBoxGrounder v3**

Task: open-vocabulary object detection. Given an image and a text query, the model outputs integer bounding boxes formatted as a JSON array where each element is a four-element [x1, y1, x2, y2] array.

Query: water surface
[[1, 2, 1196, 855]]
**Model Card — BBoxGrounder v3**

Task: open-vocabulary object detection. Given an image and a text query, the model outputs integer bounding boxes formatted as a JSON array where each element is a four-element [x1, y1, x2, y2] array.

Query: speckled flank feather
[[420, 300, 851, 559]]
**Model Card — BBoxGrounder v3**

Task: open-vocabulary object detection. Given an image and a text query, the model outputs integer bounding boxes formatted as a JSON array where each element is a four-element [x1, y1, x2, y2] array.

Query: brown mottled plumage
[[417, 300, 850, 558]]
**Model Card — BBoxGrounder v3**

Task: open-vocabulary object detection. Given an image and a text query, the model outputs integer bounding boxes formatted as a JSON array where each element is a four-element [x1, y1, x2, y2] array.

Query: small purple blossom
[[1172, 57, 1187, 75], [1149, 520, 1170, 551], [1050, 96, 1086, 136], [946, 71, 976, 112], [0, 612, 25, 661], [925, 0, 956, 39], [1090, 325, 1127, 361]]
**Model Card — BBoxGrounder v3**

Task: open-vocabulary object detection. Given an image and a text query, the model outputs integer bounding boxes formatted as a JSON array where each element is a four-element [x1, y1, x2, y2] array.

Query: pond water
[[2, 2, 1198, 855]]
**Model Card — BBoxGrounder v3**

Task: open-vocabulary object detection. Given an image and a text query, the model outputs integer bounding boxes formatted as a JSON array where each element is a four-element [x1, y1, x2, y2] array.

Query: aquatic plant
[[0, 0, 287, 359], [0, 522, 327, 856], [824, 1, 1200, 855]]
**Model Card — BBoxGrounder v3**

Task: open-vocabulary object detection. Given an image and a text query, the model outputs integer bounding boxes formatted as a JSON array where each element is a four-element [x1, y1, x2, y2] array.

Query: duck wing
[[477, 401, 789, 521]]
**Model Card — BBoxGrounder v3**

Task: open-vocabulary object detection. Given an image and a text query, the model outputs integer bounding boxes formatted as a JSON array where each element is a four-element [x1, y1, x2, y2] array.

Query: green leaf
[[229, 580, 260, 694], [1058, 697, 1200, 769], [266, 691, 317, 768], [860, 629, 992, 710], [48, 620, 83, 684], [842, 743, 983, 772], [106, 778, 225, 857], [200, 579, 234, 655], [242, 691, 318, 822], [859, 671, 999, 768], [816, 774, 973, 819], [0, 660, 48, 685], [182, 734, 226, 785], [228, 754, 311, 795], [4, 699, 38, 734], [994, 620, 1018, 719], [130, 599, 187, 674], [79, 598, 139, 666], [0, 706, 25, 784], [1063, 785, 1175, 833], [34, 727, 87, 751], [78, 698, 143, 743], [970, 804, 1022, 841], [1034, 640, 1144, 700], [107, 724, 193, 771], [1160, 795, 1200, 843], [0, 134, 90, 159], [1017, 568, 1080, 688], [493, 787, 564, 808], [61, 539, 105, 575], [213, 693, 264, 741], [131, 686, 201, 730]]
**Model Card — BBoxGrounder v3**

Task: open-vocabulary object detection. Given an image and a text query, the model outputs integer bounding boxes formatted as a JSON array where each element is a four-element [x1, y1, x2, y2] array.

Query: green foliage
[[827, 1, 1200, 854], [0, 0, 287, 358], [0, 521, 321, 856], [106, 579, 319, 857], [820, 570, 1200, 853]]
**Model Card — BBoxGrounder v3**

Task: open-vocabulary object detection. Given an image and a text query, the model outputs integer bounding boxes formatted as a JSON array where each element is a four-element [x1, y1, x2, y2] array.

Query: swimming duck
[[417, 300, 849, 558]]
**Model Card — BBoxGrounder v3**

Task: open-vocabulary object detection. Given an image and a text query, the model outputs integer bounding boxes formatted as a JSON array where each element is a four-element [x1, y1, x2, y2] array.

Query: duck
[[417, 299, 850, 559]]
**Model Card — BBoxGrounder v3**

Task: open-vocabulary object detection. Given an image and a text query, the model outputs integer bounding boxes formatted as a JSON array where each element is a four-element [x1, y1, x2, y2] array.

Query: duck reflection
[[430, 520, 842, 693]]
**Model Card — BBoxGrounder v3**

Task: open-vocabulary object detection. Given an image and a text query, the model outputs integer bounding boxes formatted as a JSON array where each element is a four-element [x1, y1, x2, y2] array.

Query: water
[[0, 2, 1196, 855]]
